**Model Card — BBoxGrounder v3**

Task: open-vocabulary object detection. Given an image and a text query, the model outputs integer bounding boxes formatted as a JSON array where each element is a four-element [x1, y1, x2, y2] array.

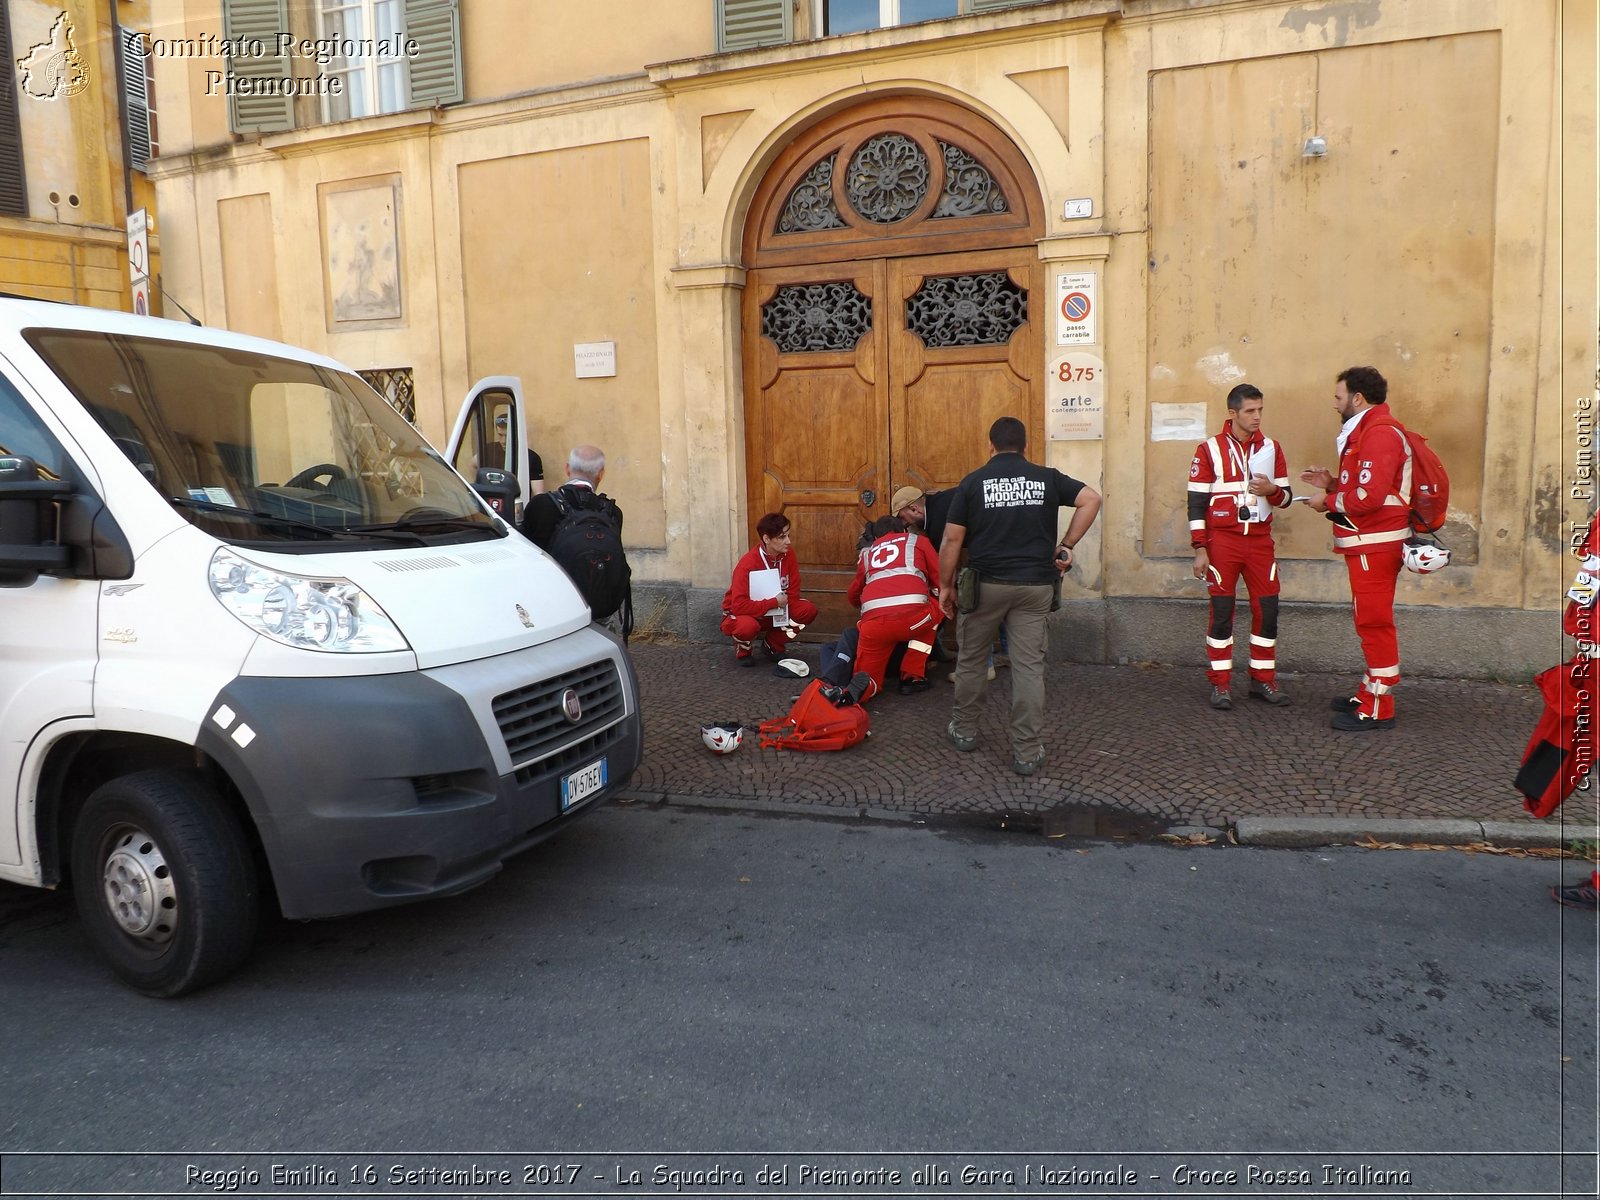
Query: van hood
[[242, 537, 591, 669]]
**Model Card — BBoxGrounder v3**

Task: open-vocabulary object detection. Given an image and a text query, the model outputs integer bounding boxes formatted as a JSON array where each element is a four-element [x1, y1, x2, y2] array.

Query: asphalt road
[[0, 803, 1594, 1199]]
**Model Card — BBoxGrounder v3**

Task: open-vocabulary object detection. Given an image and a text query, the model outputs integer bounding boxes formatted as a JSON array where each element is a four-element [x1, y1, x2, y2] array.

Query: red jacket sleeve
[[723, 549, 769, 618], [1337, 422, 1408, 519], [915, 535, 940, 596], [846, 551, 866, 609], [1271, 443, 1292, 508], [1187, 440, 1216, 547]]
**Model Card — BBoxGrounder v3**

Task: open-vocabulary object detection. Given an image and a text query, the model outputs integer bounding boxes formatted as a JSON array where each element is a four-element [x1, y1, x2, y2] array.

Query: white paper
[[748, 567, 782, 603]]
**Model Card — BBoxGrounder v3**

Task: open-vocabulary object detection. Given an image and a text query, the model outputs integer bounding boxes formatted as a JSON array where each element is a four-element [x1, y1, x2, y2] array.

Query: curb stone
[[1234, 816, 1593, 850], [619, 793, 1596, 853]]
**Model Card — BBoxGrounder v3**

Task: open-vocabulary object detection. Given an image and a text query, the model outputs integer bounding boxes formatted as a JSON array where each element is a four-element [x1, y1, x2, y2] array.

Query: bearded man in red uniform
[[721, 512, 820, 663], [1188, 383, 1294, 710], [1301, 366, 1413, 731], [845, 515, 943, 701]]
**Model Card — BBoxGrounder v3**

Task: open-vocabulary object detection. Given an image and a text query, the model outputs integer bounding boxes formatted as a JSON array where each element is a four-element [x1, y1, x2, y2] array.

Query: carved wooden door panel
[[888, 248, 1041, 503], [742, 260, 889, 631], [739, 97, 1046, 633]]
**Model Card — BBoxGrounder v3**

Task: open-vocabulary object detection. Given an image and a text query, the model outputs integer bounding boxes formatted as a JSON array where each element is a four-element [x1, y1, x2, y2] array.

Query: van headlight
[[208, 548, 410, 653]]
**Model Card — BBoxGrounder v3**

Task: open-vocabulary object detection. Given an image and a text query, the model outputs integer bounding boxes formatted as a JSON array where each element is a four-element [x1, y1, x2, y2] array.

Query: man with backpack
[[522, 444, 631, 639], [1300, 367, 1412, 732]]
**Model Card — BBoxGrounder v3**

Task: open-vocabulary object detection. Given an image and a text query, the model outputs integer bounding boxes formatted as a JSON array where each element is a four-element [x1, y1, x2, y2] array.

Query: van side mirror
[[0, 455, 73, 586], [472, 468, 519, 520]]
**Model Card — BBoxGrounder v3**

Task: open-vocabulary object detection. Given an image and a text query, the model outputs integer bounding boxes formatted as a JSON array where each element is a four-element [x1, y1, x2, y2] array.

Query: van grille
[[493, 659, 625, 779]]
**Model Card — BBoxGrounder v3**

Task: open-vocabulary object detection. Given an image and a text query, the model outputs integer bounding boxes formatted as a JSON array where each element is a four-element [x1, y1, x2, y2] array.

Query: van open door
[[445, 377, 536, 525]]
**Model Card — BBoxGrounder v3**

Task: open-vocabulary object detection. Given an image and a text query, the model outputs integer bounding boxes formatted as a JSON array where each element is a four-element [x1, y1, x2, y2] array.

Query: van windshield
[[24, 329, 501, 547]]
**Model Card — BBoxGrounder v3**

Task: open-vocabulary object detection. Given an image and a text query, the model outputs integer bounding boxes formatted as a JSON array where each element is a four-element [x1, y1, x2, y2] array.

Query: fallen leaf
[[738, 876, 751, 883]]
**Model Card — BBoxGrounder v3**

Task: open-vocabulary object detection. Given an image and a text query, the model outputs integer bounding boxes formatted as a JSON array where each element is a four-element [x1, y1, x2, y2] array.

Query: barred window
[[358, 367, 416, 424]]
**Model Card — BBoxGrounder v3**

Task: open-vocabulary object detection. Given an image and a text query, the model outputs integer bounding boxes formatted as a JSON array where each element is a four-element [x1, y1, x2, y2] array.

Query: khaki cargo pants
[[949, 579, 1054, 761]]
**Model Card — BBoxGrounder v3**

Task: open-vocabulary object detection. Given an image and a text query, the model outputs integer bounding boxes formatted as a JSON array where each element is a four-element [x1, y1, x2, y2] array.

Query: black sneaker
[[1331, 710, 1395, 732], [1552, 882, 1600, 909], [1329, 694, 1360, 712], [1249, 681, 1292, 706], [1209, 686, 1232, 711], [898, 677, 931, 695]]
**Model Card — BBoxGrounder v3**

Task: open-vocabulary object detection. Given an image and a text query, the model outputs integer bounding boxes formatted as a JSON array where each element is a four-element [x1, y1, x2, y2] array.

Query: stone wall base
[[629, 584, 1555, 683]]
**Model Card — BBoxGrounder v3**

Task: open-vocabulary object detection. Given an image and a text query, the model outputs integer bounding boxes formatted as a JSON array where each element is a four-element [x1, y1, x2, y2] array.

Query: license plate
[[561, 758, 607, 810]]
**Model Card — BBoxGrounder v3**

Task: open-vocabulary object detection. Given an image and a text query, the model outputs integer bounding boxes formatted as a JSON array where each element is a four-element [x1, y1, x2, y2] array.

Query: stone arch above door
[[739, 96, 1047, 632]]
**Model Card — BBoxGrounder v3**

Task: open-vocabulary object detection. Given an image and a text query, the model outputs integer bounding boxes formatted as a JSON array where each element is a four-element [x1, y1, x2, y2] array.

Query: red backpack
[[758, 679, 871, 752], [1401, 426, 1450, 534]]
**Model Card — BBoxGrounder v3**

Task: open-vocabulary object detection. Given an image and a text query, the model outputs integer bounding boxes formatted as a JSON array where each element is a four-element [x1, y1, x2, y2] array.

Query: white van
[[0, 299, 642, 996]]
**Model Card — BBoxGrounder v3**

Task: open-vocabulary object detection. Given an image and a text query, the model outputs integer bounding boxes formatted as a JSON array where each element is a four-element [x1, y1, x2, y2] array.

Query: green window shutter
[[222, 0, 293, 134], [405, 0, 462, 108], [0, 6, 27, 215], [120, 28, 153, 171], [717, 0, 791, 54]]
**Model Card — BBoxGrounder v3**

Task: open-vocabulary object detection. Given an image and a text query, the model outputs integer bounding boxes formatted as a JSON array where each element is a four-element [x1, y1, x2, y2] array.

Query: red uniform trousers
[[854, 601, 941, 701], [1203, 529, 1281, 688], [1344, 546, 1404, 720], [721, 598, 820, 655]]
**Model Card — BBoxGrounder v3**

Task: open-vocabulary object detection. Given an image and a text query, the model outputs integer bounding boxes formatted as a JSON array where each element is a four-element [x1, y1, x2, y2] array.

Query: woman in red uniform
[[720, 513, 820, 663]]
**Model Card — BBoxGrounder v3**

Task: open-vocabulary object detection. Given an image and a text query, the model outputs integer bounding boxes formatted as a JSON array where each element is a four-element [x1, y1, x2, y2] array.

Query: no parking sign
[[1055, 271, 1097, 346]]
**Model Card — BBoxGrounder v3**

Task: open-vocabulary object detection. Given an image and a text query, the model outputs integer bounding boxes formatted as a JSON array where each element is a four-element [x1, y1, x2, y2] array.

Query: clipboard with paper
[[748, 567, 783, 603]]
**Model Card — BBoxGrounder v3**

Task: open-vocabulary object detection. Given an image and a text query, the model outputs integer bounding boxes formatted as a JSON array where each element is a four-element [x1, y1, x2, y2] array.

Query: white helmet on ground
[[700, 722, 744, 754], [1402, 540, 1451, 574]]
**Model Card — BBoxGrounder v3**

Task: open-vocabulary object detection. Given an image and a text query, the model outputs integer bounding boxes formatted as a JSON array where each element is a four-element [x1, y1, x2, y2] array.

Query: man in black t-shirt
[[938, 416, 1102, 775]]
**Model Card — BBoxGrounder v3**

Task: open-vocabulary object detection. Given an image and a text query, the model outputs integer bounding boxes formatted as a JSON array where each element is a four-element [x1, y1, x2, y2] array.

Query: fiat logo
[[561, 688, 583, 724]]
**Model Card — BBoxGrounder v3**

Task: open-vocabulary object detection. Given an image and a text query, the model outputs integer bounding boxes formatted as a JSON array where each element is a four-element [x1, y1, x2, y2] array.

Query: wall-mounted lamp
[[1303, 136, 1328, 158]]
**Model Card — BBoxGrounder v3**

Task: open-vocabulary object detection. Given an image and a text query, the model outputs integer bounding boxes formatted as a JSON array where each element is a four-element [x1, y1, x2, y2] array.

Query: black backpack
[[547, 488, 633, 640]]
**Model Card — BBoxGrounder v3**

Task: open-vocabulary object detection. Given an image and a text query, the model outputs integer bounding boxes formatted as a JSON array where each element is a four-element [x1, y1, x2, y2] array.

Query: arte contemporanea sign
[[1047, 352, 1105, 441]]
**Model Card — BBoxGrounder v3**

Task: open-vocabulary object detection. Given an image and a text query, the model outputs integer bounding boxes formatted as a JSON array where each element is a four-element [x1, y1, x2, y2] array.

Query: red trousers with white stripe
[[1204, 530, 1280, 687], [1344, 545, 1404, 719], [855, 602, 941, 702]]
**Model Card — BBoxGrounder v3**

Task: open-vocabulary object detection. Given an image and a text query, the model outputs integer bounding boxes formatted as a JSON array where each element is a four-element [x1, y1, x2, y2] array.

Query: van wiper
[[168, 496, 423, 544], [353, 511, 501, 535]]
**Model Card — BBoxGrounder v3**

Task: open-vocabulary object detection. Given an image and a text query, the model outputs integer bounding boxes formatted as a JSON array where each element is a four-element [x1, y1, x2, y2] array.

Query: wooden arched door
[[741, 96, 1045, 630]]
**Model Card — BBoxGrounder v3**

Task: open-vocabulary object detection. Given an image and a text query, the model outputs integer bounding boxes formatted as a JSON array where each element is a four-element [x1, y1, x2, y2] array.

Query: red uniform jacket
[[1328, 406, 1412, 554], [723, 545, 801, 617], [1186, 422, 1291, 548], [1565, 514, 1600, 646], [847, 531, 940, 616]]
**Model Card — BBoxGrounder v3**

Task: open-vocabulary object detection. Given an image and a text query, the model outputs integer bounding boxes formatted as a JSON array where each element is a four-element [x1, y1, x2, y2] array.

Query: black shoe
[[836, 671, 873, 706], [1209, 686, 1232, 711], [1249, 681, 1292, 706], [736, 649, 756, 667], [1329, 694, 1360, 712], [898, 677, 931, 695], [1011, 750, 1045, 776], [1552, 882, 1600, 909], [1331, 710, 1395, 732]]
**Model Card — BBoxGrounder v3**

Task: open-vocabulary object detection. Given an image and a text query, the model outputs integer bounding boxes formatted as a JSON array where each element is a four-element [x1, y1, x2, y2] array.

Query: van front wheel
[[71, 771, 259, 997]]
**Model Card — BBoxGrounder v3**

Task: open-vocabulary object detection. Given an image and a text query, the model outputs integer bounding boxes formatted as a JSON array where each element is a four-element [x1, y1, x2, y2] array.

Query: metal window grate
[[359, 367, 415, 423]]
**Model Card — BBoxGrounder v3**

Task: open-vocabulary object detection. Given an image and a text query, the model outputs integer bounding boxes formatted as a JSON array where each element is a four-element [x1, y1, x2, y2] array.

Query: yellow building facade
[[149, 0, 1596, 677], [1, 0, 161, 309]]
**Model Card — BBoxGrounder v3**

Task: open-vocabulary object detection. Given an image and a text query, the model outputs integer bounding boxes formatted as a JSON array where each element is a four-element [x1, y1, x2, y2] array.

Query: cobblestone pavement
[[623, 641, 1553, 829]]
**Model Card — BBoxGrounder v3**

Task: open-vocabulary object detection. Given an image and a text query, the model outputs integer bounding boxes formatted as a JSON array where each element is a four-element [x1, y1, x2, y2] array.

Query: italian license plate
[[561, 758, 607, 810]]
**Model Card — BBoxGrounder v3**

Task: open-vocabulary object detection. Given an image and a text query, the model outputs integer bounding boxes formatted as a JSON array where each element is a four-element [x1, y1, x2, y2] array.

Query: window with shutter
[[223, 0, 294, 134], [0, 7, 26, 215], [405, 0, 462, 108], [717, 0, 792, 53], [120, 29, 154, 172]]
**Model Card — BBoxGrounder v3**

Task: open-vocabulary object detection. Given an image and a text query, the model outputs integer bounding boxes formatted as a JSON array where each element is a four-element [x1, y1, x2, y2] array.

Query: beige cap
[[890, 485, 925, 514]]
